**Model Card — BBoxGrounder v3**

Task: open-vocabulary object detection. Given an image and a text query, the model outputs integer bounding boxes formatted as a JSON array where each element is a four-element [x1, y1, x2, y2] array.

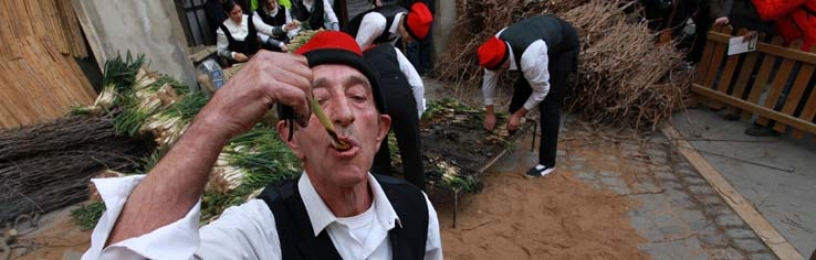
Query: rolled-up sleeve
[[481, 68, 499, 106], [82, 175, 202, 260], [81, 176, 281, 260], [520, 40, 551, 111]]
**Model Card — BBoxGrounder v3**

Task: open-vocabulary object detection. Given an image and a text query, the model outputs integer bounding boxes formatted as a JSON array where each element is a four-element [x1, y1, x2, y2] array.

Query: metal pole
[[453, 190, 459, 228], [531, 120, 537, 152]]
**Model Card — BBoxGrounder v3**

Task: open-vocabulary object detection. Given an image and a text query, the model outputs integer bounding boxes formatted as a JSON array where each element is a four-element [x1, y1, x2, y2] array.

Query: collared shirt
[[481, 28, 551, 111], [393, 46, 426, 118], [82, 172, 442, 260], [355, 12, 406, 49], [216, 14, 276, 60]]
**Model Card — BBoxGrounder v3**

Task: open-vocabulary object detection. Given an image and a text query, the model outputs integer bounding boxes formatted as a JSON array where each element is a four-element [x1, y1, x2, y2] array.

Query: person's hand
[[483, 112, 496, 131], [714, 17, 730, 25], [284, 22, 300, 32], [234, 53, 249, 62], [280, 44, 289, 52], [196, 50, 312, 141], [507, 112, 522, 133]]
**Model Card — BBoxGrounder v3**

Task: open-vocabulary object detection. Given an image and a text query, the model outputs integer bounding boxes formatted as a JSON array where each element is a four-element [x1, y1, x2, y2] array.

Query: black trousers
[[508, 25, 579, 168], [371, 86, 425, 190]]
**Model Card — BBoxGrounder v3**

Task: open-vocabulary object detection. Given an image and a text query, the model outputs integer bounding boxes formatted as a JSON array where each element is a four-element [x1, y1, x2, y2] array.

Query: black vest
[[363, 45, 413, 99], [258, 8, 287, 27], [293, 0, 326, 30], [343, 5, 407, 45], [257, 8, 288, 41], [219, 13, 261, 57], [257, 174, 429, 260], [499, 15, 569, 67]]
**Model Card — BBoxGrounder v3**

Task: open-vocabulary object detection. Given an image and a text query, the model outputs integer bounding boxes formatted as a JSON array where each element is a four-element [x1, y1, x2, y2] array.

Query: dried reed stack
[[562, 1, 688, 130], [435, 0, 689, 130], [0, 116, 148, 224]]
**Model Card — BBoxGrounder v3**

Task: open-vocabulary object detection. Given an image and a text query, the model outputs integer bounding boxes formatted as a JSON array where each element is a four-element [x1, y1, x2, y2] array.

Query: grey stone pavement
[[672, 108, 816, 257]]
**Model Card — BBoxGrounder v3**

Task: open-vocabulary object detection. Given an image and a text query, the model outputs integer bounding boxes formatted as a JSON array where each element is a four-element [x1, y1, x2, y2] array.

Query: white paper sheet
[[728, 36, 758, 56]]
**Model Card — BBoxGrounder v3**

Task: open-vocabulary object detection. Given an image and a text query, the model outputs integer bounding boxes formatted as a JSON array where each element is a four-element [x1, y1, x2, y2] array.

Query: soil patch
[[434, 133, 649, 260], [6, 206, 91, 260]]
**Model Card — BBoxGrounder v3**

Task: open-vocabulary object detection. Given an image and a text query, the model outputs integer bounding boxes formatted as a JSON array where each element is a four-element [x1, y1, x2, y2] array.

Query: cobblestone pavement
[[506, 116, 777, 259]]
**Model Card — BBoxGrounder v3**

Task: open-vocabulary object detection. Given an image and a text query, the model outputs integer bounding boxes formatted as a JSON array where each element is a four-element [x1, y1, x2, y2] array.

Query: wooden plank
[[707, 31, 816, 64], [742, 37, 784, 120], [72, 0, 106, 72], [712, 30, 740, 110], [727, 30, 761, 118], [694, 27, 720, 85], [756, 41, 801, 127], [702, 26, 730, 109], [703, 26, 730, 89], [662, 126, 805, 260], [692, 84, 816, 135], [794, 81, 816, 139], [790, 45, 816, 138], [774, 61, 815, 133]]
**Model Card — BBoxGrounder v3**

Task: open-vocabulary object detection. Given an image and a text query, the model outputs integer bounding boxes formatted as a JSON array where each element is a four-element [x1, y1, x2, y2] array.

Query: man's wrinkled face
[[279, 64, 391, 187]]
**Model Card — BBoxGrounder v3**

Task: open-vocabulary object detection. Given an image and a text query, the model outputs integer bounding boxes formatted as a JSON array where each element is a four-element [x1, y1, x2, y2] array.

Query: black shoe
[[525, 165, 555, 178], [745, 125, 779, 137]]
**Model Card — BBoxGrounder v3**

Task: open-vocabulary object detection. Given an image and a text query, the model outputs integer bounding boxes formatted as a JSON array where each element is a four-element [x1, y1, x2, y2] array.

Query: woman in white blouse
[[215, 0, 282, 64]]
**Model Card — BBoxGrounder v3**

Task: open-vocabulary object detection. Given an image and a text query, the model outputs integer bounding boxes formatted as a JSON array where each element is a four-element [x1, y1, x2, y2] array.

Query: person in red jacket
[[746, 0, 816, 136], [752, 0, 816, 51]]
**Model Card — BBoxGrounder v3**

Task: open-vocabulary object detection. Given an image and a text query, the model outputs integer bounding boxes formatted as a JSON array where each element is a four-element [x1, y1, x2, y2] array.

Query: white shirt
[[482, 29, 552, 111], [393, 47, 426, 118], [301, 0, 340, 30], [355, 12, 405, 49], [82, 173, 442, 260], [216, 14, 276, 60]]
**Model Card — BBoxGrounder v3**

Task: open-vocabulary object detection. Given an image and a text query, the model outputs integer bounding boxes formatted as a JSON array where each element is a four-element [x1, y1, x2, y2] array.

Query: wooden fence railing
[[693, 25, 816, 138]]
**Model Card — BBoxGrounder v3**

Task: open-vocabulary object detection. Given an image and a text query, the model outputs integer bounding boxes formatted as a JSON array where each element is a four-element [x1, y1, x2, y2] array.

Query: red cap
[[478, 37, 508, 70], [403, 2, 433, 40], [287, 31, 386, 114], [294, 31, 363, 56]]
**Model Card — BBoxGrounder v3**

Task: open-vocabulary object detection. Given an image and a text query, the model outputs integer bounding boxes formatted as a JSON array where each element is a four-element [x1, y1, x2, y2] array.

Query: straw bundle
[[435, 0, 690, 130]]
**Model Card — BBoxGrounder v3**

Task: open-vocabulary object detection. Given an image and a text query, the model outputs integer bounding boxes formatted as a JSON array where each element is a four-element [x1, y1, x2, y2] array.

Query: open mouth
[[331, 136, 355, 152]]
